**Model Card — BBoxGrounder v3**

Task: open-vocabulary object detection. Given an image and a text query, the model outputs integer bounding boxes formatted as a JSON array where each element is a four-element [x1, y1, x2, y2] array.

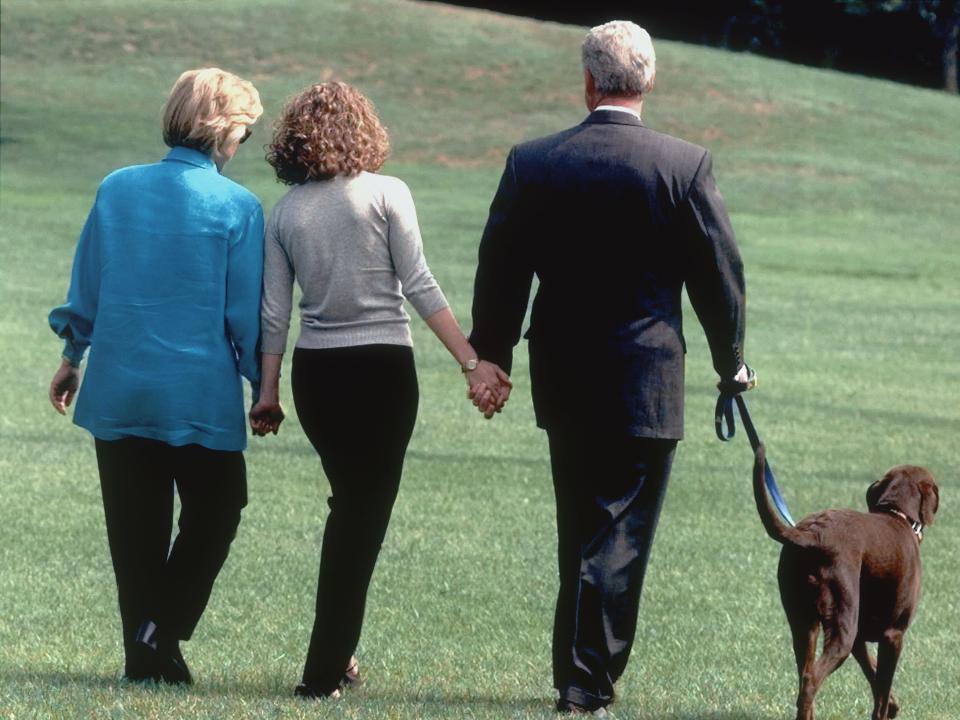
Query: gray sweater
[[261, 172, 449, 354]]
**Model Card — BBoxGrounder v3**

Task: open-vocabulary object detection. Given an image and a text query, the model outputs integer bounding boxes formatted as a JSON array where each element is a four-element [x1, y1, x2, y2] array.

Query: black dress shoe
[[123, 642, 162, 682], [157, 639, 192, 685], [134, 620, 193, 685]]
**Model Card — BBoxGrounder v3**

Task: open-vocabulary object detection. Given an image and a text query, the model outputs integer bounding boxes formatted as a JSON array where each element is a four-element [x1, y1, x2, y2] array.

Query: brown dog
[[753, 445, 939, 720]]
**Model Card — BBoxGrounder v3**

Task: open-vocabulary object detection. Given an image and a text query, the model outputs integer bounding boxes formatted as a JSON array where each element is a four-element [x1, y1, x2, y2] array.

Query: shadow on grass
[[1, 671, 549, 712], [0, 669, 122, 690], [391, 690, 546, 713], [0, 671, 783, 719], [657, 713, 781, 720]]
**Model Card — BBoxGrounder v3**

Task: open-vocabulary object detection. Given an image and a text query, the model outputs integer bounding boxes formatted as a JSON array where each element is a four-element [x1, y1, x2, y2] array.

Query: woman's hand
[[465, 360, 512, 419], [249, 399, 285, 436], [49, 359, 80, 415]]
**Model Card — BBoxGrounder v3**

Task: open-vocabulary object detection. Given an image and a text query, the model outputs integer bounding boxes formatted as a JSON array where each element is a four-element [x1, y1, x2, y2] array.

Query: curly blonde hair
[[267, 82, 390, 184], [162, 68, 262, 163]]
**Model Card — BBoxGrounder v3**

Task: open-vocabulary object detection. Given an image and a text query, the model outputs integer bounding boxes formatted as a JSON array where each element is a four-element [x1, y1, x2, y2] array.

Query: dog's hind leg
[[797, 622, 857, 720], [795, 579, 859, 720], [873, 629, 905, 720], [789, 618, 819, 720], [779, 554, 822, 720], [853, 640, 899, 719]]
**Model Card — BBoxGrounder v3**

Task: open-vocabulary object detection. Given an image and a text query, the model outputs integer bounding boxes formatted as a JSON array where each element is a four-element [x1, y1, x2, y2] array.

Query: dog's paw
[[888, 695, 900, 719]]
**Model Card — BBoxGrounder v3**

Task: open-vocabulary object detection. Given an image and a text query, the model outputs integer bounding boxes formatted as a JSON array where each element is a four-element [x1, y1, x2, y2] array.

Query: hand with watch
[[462, 357, 512, 419], [419, 306, 512, 420]]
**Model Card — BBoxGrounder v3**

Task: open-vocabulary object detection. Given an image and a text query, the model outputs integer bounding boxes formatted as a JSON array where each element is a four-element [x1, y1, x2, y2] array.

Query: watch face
[[465, 359, 478, 371]]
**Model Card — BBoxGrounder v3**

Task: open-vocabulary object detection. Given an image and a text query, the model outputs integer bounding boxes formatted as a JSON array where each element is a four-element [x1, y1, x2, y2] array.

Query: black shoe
[[134, 620, 193, 685], [123, 642, 162, 682], [158, 639, 192, 685], [556, 699, 608, 717]]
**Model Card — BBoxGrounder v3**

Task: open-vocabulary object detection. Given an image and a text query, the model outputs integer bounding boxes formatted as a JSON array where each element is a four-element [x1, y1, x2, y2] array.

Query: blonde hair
[[266, 81, 390, 185], [582, 21, 657, 96], [162, 68, 263, 163]]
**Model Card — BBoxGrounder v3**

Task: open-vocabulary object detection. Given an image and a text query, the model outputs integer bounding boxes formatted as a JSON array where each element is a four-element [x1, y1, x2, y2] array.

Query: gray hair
[[582, 21, 656, 96]]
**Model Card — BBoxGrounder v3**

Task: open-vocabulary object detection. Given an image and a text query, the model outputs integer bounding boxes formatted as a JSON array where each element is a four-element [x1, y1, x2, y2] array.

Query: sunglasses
[[239, 127, 253, 144]]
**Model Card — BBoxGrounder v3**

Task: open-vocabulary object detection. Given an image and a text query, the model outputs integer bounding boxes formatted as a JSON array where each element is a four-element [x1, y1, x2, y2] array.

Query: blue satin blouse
[[49, 147, 264, 451]]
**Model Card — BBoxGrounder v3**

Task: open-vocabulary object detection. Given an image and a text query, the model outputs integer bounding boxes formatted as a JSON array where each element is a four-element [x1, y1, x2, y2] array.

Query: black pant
[[94, 437, 247, 668], [547, 429, 677, 710], [292, 344, 418, 693]]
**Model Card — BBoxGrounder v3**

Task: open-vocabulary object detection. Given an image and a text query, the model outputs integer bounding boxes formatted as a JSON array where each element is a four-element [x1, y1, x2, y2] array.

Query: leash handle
[[715, 389, 796, 527], [715, 394, 761, 449]]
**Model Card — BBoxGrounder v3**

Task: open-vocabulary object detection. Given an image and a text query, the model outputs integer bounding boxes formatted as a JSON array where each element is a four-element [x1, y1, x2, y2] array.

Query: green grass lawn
[[2, 1, 958, 718]]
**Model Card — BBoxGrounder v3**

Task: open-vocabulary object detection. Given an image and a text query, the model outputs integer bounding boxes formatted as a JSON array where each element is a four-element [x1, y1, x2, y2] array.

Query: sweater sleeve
[[385, 179, 449, 319], [259, 206, 296, 354], [225, 202, 265, 390], [49, 197, 101, 366]]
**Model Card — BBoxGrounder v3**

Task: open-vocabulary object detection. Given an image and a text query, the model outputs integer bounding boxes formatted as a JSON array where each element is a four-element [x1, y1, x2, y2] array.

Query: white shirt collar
[[594, 104, 642, 121]]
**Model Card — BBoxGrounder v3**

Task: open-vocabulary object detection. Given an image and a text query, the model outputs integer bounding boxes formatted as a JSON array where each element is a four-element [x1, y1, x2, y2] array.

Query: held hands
[[249, 396, 285, 436], [49, 359, 80, 415], [465, 360, 512, 420]]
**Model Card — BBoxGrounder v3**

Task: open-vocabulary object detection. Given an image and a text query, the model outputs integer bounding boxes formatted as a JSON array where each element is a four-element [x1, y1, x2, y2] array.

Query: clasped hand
[[465, 360, 512, 419], [249, 396, 285, 436]]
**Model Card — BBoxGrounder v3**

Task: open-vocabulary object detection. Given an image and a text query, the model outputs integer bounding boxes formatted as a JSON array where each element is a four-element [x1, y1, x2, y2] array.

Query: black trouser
[[94, 437, 247, 669], [547, 429, 677, 710], [292, 345, 418, 693]]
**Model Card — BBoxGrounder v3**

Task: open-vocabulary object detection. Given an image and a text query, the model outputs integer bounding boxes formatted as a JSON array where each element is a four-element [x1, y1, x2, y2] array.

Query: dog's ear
[[918, 476, 939, 527], [866, 472, 895, 512]]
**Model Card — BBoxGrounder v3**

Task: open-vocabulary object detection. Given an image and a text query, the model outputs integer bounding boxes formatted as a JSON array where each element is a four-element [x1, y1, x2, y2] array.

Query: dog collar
[[887, 509, 923, 543]]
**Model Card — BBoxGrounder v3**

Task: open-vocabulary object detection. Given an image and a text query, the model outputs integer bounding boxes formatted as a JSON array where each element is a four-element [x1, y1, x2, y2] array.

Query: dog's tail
[[753, 444, 811, 546]]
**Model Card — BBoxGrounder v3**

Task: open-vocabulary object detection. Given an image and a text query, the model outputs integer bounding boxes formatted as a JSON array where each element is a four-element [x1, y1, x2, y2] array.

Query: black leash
[[715, 371, 795, 527]]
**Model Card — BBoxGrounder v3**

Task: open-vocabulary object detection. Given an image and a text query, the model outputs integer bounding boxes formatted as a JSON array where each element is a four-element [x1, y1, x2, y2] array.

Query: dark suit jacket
[[469, 109, 745, 439]]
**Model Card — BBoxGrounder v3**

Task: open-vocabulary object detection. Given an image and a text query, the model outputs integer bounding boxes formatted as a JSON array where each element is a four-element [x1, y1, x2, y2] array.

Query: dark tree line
[[440, 0, 959, 93]]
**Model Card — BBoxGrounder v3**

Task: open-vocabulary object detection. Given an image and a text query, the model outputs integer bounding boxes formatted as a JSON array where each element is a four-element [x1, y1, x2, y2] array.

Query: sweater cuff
[[260, 331, 289, 355], [407, 287, 449, 321]]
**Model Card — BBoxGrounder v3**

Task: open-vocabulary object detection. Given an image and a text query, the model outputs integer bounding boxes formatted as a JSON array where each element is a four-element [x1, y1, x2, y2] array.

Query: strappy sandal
[[343, 655, 362, 689]]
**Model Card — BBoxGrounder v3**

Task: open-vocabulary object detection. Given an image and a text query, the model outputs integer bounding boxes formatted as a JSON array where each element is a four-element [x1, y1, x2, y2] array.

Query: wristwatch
[[461, 358, 478, 373]]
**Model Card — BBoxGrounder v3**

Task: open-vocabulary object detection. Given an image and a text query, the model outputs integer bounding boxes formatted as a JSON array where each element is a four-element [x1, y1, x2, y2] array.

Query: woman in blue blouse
[[48, 68, 264, 684]]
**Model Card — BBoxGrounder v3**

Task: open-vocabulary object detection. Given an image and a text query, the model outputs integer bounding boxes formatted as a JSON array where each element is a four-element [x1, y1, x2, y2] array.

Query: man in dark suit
[[468, 20, 750, 715]]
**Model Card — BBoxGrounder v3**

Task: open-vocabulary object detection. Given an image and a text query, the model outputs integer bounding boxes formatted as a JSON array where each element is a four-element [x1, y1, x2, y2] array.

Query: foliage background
[[445, 0, 960, 92]]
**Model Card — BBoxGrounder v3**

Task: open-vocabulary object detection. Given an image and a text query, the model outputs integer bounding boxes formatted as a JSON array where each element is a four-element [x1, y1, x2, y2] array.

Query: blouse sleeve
[[49, 199, 102, 367], [385, 179, 449, 319], [225, 202, 265, 392]]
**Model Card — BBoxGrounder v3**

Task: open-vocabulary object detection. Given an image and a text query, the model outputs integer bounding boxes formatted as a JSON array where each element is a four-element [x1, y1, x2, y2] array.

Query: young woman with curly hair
[[250, 81, 511, 699]]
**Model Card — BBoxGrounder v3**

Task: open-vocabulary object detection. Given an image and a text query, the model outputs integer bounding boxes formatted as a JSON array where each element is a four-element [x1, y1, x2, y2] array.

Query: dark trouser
[[292, 344, 418, 694], [547, 429, 677, 710], [94, 437, 247, 670]]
